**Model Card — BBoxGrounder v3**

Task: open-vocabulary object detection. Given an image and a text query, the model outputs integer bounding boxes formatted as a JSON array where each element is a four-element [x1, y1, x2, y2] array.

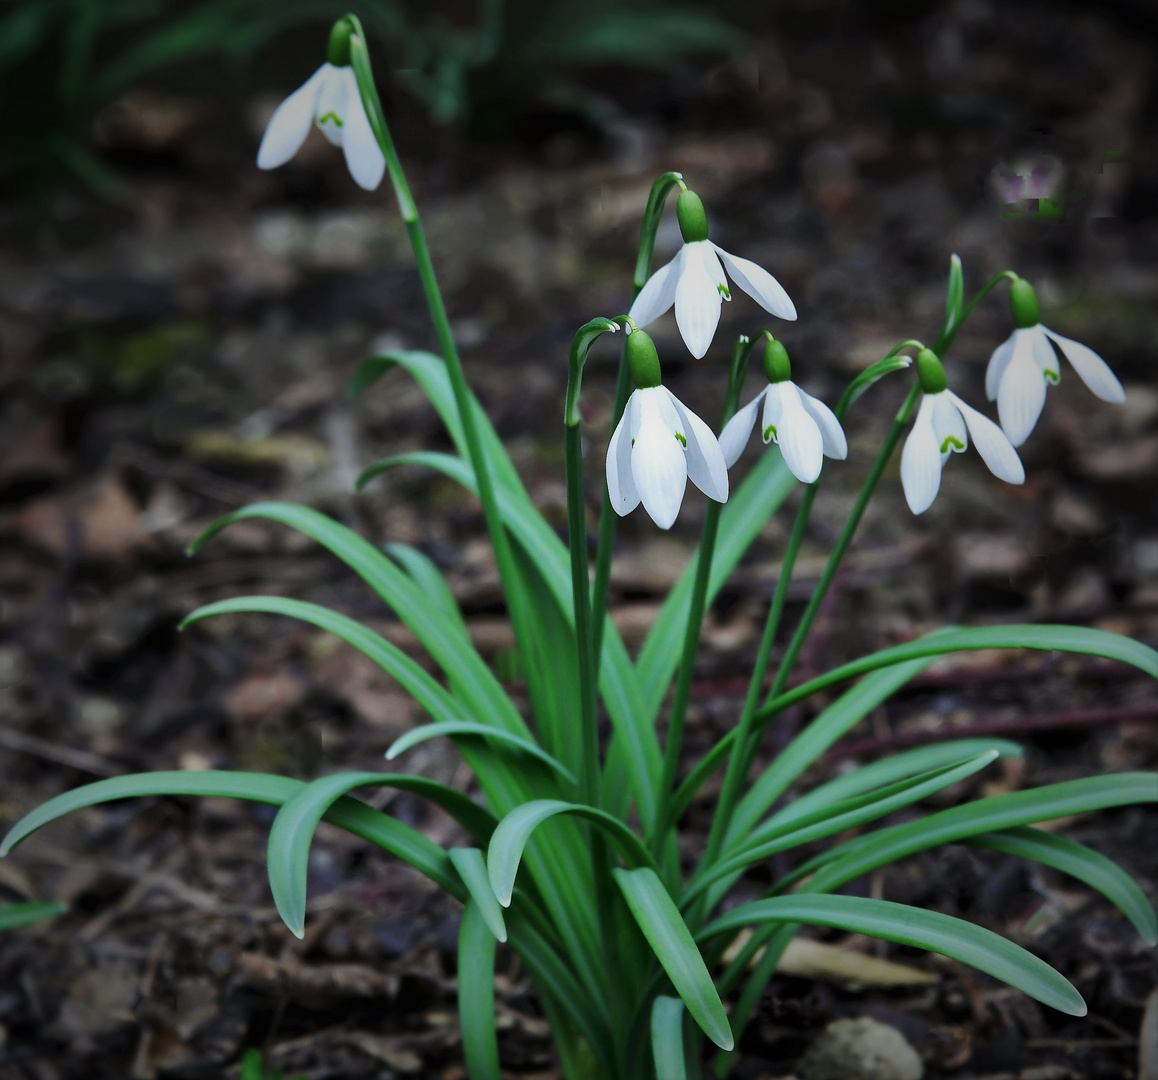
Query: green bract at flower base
[[3, 14, 1152, 1080]]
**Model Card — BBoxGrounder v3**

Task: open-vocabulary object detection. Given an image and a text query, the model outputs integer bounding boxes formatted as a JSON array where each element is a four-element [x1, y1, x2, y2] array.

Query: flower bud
[[916, 348, 947, 395], [676, 190, 710, 244], [328, 17, 355, 67], [762, 338, 792, 383], [1009, 277, 1040, 329], [626, 328, 662, 389]]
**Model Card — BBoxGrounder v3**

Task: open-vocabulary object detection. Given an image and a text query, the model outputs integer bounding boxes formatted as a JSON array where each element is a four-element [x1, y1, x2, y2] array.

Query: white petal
[[761, 380, 784, 442], [798, 388, 847, 460], [996, 332, 1048, 447], [1043, 328, 1126, 404], [768, 383, 823, 483], [674, 241, 722, 359], [714, 245, 797, 321], [605, 405, 639, 516], [314, 64, 347, 146], [257, 65, 327, 169], [900, 395, 944, 514], [337, 67, 385, 190], [930, 392, 968, 458], [628, 254, 680, 328], [718, 392, 763, 467], [631, 389, 687, 529], [664, 388, 729, 502], [985, 330, 1017, 401], [948, 392, 1025, 485]]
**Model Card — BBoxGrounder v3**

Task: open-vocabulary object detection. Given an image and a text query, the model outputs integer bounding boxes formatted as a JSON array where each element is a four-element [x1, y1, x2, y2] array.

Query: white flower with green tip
[[986, 278, 1125, 447], [902, 348, 1025, 515], [606, 329, 729, 530], [629, 189, 796, 360], [719, 338, 846, 484], [257, 21, 385, 192]]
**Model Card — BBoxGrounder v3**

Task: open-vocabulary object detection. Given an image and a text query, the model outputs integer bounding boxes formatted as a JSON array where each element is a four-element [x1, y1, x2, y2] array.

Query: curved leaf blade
[[702, 895, 1086, 1016], [0, 901, 66, 932], [450, 848, 507, 942], [488, 801, 658, 907], [614, 868, 733, 1051], [458, 899, 502, 1080], [387, 721, 576, 786]]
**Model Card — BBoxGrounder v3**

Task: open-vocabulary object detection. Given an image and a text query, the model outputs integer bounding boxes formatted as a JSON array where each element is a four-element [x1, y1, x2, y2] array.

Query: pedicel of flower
[[629, 186, 797, 360], [986, 276, 1125, 447], [256, 17, 386, 191]]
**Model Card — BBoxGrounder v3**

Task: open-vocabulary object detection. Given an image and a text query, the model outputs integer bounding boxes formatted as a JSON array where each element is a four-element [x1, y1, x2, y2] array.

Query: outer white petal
[[798, 387, 847, 460], [770, 383, 823, 483], [930, 392, 968, 458], [628, 253, 680, 328], [718, 391, 764, 467], [985, 330, 1018, 401], [900, 394, 944, 514], [1043, 327, 1126, 404], [314, 64, 347, 146], [631, 388, 687, 529], [606, 403, 639, 516], [664, 388, 729, 502], [996, 331, 1048, 446], [948, 392, 1025, 485], [257, 65, 328, 169], [713, 245, 797, 321], [337, 67, 385, 190], [674, 241, 722, 359]]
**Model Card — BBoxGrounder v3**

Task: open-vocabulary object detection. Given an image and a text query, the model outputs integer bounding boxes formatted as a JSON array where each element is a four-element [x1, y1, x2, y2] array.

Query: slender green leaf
[[0, 901, 66, 932], [1, 772, 462, 898], [701, 894, 1086, 1016], [946, 253, 964, 330], [964, 827, 1157, 945], [488, 801, 659, 907], [458, 899, 502, 1080], [614, 868, 733, 1051], [651, 996, 687, 1080], [267, 772, 495, 937], [449, 848, 507, 942], [387, 721, 577, 786], [385, 542, 471, 640]]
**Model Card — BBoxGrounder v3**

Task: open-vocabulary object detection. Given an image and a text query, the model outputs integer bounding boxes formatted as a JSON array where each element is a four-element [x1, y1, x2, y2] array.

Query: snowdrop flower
[[719, 338, 846, 484], [986, 277, 1125, 447], [629, 189, 796, 360], [902, 348, 1025, 515], [257, 19, 385, 191], [606, 328, 729, 530]]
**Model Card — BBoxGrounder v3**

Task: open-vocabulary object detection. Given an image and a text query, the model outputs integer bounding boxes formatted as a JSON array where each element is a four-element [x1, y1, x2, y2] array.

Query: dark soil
[[1, 2, 1157, 1078]]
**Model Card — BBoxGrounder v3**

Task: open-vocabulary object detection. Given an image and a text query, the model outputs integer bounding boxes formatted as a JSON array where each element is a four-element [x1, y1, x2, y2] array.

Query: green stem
[[942, 270, 1018, 353], [590, 171, 686, 671], [649, 336, 753, 853], [347, 21, 545, 714]]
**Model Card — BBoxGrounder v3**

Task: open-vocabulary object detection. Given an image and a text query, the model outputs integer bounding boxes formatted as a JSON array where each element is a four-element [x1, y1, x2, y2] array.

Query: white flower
[[606, 386, 729, 530], [986, 324, 1125, 447], [719, 381, 846, 484], [257, 63, 385, 191], [628, 190, 795, 359], [901, 390, 1025, 514]]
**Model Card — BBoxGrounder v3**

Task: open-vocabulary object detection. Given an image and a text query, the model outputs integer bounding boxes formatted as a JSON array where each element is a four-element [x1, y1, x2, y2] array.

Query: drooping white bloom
[[606, 385, 729, 530], [257, 63, 385, 191], [901, 388, 1025, 515], [718, 339, 846, 484], [629, 190, 796, 359], [986, 324, 1125, 447]]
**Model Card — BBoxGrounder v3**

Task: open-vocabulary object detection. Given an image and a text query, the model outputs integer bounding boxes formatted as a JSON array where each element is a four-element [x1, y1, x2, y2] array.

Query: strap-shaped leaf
[[488, 800, 658, 907], [182, 597, 465, 728], [964, 827, 1158, 945], [1, 771, 462, 898], [0, 901, 66, 931], [614, 868, 733, 1051], [701, 894, 1086, 1016], [651, 995, 687, 1080], [458, 899, 502, 1080], [387, 721, 576, 786], [267, 772, 495, 937], [385, 542, 471, 640], [449, 848, 507, 942]]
